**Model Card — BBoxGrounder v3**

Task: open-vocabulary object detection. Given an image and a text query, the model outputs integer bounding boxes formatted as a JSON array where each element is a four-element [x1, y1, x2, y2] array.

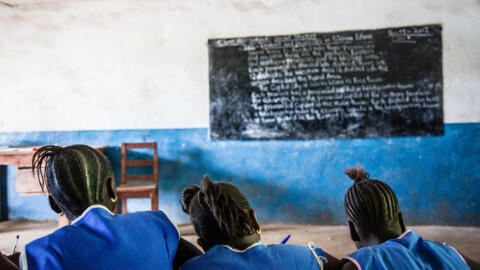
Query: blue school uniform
[[343, 230, 469, 270], [181, 241, 327, 270], [21, 205, 180, 270]]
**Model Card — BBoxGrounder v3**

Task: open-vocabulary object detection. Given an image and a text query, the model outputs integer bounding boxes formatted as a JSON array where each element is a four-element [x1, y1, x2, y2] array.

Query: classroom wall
[[0, 0, 479, 225], [0, 0, 479, 131]]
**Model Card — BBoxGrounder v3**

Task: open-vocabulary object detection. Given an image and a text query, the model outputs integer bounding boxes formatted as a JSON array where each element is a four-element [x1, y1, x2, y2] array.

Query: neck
[[64, 212, 77, 222], [227, 233, 261, 250], [379, 229, 403, 242], [361, 228, 403, 247]]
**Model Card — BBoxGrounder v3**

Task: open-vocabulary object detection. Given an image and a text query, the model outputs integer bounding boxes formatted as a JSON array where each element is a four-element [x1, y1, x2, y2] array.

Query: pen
[[11, 235, 19, 255], [280, 234, 291, 244]]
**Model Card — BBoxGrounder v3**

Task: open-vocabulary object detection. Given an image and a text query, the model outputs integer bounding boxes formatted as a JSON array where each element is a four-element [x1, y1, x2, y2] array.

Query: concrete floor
[[1, 220, 479, 262]]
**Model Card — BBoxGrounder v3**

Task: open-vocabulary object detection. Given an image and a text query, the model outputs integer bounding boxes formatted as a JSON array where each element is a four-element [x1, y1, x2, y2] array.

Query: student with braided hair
[[21, 145, 200, 270], [180, 175, 342, 270], [341, 166, 476, 270]]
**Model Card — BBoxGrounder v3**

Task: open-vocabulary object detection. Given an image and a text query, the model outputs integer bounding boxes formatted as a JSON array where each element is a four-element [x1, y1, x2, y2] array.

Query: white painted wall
[[0, 0, 479, 132]]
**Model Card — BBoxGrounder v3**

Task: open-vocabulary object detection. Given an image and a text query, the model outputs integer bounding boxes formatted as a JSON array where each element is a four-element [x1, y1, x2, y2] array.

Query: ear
[[48, 195, 62, 214], [348, 220, 360, 242], [249, 209, 261, 232], [197, 238, 211, 253], [107, 177, 118, 203], [398, 212, 406, 232]]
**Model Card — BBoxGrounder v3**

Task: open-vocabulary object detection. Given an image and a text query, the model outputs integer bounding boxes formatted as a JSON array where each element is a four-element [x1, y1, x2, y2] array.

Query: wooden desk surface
[[0, 145, 108, 195], [0, 146, 40, 168], [0, 146, 108, 168]]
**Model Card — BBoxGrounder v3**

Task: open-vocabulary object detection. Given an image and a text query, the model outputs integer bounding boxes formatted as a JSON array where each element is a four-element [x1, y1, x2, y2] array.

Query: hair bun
[[344, 165, 370, 182], [201, 174, 214, 188]]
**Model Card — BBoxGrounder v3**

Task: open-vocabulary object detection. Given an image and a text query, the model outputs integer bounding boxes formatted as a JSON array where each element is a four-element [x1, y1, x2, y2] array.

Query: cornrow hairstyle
[[343, 166, 399, 233], [181, 175, 259, 244], [32, 145, 117, 220]]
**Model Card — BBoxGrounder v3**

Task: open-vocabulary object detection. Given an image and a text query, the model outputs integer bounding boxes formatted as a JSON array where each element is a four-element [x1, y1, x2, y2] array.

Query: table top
[[0, 146, 40, 156], [0, 145, 107, 155], [0, 145, 108, 167]]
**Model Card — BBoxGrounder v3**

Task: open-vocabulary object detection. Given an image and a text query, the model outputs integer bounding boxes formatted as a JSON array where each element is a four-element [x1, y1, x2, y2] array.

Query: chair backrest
[[121, 142, 158, 185]]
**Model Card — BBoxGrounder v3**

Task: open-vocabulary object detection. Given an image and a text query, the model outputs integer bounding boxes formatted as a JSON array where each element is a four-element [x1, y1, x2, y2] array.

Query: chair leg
[[113, 203, 118, 215], [121, 198, 127, 214], [151, 192, 158, 210]]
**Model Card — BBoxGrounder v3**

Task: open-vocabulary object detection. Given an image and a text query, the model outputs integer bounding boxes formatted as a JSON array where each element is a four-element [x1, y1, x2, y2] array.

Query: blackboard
[[209, 25, 443, 140]]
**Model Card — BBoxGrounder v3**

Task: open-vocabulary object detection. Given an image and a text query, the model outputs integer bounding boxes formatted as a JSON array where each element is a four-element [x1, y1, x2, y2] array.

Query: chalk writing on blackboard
[[209, 25, 443, 140]]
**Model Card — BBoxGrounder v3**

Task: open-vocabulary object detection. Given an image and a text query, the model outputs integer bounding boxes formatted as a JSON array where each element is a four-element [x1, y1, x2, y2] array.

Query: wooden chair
[[116, 142, 158, 214]]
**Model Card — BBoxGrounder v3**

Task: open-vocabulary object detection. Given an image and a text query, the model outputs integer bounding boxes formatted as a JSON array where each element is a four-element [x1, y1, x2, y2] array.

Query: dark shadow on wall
[[0, 166, 8, 220], [103, 147, 336, 224]]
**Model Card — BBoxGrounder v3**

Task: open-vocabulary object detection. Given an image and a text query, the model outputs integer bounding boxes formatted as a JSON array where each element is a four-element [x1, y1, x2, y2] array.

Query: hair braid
[[345, 190, 361, 226], [181, 175, 258, 244], [343, 165, 400, 232], [355, 184, 376, 228], [32, 145, 62, 193], [32, 145, 116, 220]]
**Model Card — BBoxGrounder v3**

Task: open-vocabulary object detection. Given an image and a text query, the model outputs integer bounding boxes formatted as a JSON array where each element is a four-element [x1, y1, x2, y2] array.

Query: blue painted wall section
[[0, 123, 479, 225]]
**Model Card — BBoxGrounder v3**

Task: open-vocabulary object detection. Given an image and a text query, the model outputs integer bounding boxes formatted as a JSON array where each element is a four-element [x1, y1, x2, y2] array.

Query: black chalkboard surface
[[209, 25, 443, 140]]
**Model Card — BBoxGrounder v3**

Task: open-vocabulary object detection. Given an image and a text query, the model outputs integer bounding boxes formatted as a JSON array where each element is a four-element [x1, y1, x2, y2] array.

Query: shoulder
[[151, 210, 181, 238], [124, 209, 181, 255], [347, 243, 401, 261], [151, 209, 178, 225], [347, 246, 373, 258], [120, 209, 180, 237], [126, 209, 176, 225], [268, 243, 328, 269], [422, 240, 471, 267], [266, 243, 315, 257], [267, 243, 312, 252], [26, 225, 72, 250], [24, 226, 74, 256], [22, 229, 68, 270], [267, 242, 327, 261], [342, 246, 376, 270]]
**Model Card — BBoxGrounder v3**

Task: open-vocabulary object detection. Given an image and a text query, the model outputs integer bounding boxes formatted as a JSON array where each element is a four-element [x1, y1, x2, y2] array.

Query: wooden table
[[0, 145, 107, 221], [0, 146, 35, 167]]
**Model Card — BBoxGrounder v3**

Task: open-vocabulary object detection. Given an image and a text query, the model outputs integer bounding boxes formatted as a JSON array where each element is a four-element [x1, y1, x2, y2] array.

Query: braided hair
[[181, 175, 259, 244], [32, 145, 117, 220], [344, 166, 399, 233]]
